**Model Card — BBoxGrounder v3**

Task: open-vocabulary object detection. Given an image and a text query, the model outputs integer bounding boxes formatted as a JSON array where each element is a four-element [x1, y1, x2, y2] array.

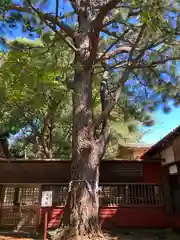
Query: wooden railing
[[100, 183, 163, 207], [42, 183, 163, 207], [0, 183, 163, 227]]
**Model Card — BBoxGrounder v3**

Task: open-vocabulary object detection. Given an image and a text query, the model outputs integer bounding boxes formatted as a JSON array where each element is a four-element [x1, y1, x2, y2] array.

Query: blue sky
[[142, 106, 180, 145], [1, 1, 180, 147]]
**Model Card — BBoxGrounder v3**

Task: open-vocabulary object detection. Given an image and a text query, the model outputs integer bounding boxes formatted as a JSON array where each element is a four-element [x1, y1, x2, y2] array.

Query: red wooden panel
[[143, 163, 162, 183], [99, 207, 169, 228], [170, 215, 180, 227], [41, 207, 64, 229], [40, 206, 180, 229]]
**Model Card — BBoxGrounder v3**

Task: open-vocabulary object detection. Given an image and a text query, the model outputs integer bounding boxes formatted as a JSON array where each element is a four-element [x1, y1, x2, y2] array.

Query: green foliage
[[0, 36, 144, 159], [93, 75, 146, 158], [0, 35, 73, 158], [0, 0, 180, 160]]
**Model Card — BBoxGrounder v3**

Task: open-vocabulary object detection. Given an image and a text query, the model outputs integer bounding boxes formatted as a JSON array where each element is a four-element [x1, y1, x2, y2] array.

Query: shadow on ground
[[103, 228, 180, 240], [0, 231, 40, 240], [0, 228, 180, 240]]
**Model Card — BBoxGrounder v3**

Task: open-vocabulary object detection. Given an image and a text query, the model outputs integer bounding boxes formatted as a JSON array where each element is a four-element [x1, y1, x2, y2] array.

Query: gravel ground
[[0, 229, 179, 240], [0, 237, 33, 240], [103, 228, 180, 240]]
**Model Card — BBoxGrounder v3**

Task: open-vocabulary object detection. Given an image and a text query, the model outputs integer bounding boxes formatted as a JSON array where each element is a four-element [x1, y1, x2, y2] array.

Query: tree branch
[[102, 8, 141, 29], [98, 125, 111, 160], [148, 66, 180, 92], [95, 60, 127, 75], [92, 0, 120, 31], [101, 29, 120, 39], [44, 14, 74, 39], [128, 24, 146, 61], [55, 0, 59, 30], [93, 69, 130, 131], [134, 35, 169, 62], [4, 2, 75, 39], [82, 1, 122, 69], [21, 131, 40, 146], [69, 0, 78, 13], [97, 39, 120, 62], [133, 56, 180, 68], [102, 27, 131, 40], [0, 138, 11, 159], [99, 75, 109, 132], [26, 0, 77, 51], [96, 74, 111, 159], [101, 45, 131, 60], [39, 98, 61, 159], [42, 17, 77, 51], [97, 28, 131, 62]]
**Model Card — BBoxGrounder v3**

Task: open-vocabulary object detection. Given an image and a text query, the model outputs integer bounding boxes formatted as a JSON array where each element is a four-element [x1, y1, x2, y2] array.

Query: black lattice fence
[[0, 186, 40, 229]]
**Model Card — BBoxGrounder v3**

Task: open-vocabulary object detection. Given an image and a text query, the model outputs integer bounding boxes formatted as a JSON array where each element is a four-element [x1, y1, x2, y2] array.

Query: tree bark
[[55, 69, 103, 239], [55, 2, 108, 238], [36, 98, 60, 159], [0, 138, 11, 159]]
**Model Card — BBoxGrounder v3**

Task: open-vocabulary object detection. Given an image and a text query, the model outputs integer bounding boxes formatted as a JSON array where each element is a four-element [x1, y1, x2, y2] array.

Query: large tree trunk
[[56, 69, 103, 239], [55, 4, 106, 238]]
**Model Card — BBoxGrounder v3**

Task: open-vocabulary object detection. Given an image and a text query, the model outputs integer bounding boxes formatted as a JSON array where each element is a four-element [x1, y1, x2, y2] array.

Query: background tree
[[0, 36, 73, 158], [0, 1, 180, 239], [1, 38, 146, 160]]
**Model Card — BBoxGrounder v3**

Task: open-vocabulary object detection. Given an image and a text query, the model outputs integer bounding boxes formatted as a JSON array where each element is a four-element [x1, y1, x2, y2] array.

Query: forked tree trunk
[[56, 70, 103, 240]]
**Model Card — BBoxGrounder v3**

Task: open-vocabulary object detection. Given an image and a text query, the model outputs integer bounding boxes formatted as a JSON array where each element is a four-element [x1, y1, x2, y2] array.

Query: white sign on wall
[[169, 164, 178, 175], [161, 146, 175, 165], [41, 191, 52, 207]]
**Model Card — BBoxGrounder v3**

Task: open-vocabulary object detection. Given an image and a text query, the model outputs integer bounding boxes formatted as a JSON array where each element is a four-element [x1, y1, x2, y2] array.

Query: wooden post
[[162, 167, 173, 213], [0, 185, 3, 227], [41, 190, 52, 240], [44, 208, 48, 240]]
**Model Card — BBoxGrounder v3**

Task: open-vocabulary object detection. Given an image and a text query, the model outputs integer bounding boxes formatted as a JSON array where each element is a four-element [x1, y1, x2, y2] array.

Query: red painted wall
[[41, 207, 64, 229], [39, 163, 170, 229], [1, 161, 180, 229], [99, 207, 169, 228], [41, 206, 180, 229], [143, 163, 162, 183], [39, 162, 180, 229], [170, 215, 180, 228]]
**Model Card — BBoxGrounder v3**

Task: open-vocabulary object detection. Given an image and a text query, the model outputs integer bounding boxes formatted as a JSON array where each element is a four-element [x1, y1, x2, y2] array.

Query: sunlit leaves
[[0, 0, 180, 160], [0, 35, 73, 138]]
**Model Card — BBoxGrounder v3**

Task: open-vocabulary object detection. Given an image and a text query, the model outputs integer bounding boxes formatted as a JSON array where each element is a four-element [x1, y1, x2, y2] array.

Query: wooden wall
[[0, 160, 159, 184], [145, 134, 180, 164], [173, 135, 180, 162], [1, 160, 172, 229], [38, 161, 167, 229]]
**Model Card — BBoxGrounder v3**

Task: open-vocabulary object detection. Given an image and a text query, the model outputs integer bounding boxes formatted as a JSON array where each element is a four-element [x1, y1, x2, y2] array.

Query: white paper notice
[[41, 191, 53, 207]]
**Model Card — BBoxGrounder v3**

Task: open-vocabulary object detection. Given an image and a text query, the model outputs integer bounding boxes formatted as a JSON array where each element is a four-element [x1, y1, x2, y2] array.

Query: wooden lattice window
[[3, 187, 16, 207], [1, 186, 40, 227], [100, 183, 163, 207], [20, 187, 40, 205], [2, 186, 40, 207], [42, 183, 163, 208]]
